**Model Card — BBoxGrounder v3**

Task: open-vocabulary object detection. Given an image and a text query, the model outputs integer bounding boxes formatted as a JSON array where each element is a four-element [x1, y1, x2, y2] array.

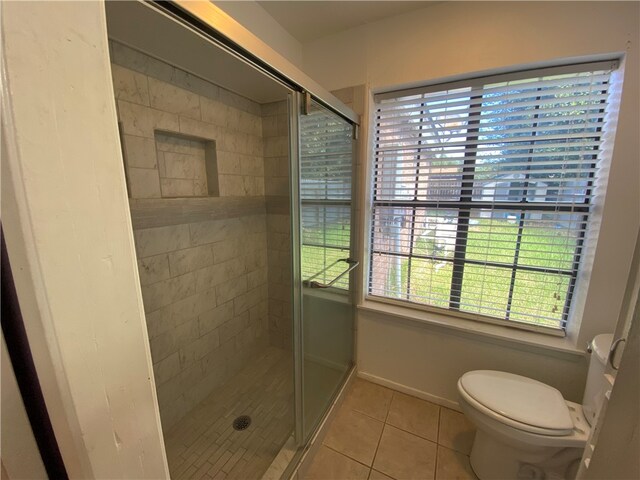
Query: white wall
[[1, 1, 168, 477], [301, 1, 640, 405], [214, 1, 303, 65]]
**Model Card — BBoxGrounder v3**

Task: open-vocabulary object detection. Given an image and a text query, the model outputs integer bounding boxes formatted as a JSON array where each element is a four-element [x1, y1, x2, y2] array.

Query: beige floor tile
[[323, 408, 384, 466], [435, 446, 477, 480], [369, 469, 395, 480], [342, 379, 394, 421], [373, 425, 437, 480], [437, 408, 476, 456], [302, 446, 371, 480], [386, 392, 440, 442]]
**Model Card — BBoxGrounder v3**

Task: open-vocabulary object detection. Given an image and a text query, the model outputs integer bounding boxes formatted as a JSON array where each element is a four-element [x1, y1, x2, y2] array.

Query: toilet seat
[[458, 370, 574, 436]]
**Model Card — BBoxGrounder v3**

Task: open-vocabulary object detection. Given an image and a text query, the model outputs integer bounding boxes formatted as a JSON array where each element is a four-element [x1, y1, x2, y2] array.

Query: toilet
[[457, 334, 613, 480]]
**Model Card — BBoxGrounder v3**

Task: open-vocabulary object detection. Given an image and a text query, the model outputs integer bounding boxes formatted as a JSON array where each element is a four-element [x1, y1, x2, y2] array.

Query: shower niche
[[121, 128, 219, 199], [155, 131, 219, 198]]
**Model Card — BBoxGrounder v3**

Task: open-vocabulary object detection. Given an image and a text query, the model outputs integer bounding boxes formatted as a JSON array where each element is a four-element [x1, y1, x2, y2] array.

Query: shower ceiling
[[105, 1, 290, 104]]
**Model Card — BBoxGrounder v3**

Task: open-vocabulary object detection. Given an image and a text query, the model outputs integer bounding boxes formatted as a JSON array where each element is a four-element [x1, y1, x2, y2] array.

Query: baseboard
[[357, 370, 462, 412]]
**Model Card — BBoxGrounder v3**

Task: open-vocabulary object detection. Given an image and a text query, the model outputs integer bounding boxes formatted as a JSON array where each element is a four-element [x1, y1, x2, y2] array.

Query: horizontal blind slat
[[370, 67, 614, 331]]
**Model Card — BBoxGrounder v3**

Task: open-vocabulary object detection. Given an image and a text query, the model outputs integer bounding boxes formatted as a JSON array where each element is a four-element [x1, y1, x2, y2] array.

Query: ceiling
[[257, 1, 435, 43]]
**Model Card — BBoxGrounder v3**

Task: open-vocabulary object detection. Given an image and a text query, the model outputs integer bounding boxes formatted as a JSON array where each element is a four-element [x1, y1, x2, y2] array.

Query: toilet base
[[469, 430, 583, 480]]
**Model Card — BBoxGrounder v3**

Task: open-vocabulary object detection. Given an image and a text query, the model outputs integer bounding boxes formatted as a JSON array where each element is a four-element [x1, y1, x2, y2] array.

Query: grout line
[[322, 444, 373, 471], [383, 392, 393, 424], [433, 406, 442, 479], [380, 418, 440, 445], [367, 391, 395, 473], [436, 406, 442, 445]]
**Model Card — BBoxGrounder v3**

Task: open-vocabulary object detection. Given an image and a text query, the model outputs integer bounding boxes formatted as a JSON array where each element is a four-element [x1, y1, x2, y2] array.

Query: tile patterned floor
[[164, 346, 294, 480], [302, 379, 478, 480]]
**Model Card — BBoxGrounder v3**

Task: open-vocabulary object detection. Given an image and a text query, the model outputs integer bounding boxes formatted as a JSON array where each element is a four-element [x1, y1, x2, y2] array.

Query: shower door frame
[[283, 90, 359, 479], [288, 92, 305, 445], [126, 0, 361, 473]]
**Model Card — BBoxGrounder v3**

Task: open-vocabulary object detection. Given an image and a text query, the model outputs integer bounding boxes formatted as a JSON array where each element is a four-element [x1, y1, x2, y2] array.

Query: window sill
[[358, 298, 586, 358]]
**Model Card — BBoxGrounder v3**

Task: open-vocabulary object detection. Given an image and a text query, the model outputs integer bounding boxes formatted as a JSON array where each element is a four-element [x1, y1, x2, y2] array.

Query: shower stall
[[105, 2, 358, 478]]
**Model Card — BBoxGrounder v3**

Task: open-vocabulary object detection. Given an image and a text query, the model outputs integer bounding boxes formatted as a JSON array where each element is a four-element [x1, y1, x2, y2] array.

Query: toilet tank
[[582, 333, 614, 426]]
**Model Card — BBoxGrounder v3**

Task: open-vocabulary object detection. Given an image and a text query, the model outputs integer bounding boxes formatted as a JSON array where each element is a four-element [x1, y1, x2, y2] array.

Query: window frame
[[365, 61, 618, 336]]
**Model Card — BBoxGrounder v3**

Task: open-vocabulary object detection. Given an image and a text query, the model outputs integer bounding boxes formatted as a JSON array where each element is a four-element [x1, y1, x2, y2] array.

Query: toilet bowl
[[457, 334, 613, 480]]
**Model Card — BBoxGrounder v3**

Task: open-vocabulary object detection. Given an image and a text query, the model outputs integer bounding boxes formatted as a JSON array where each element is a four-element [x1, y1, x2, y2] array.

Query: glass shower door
[[296, 96, 357, 440]]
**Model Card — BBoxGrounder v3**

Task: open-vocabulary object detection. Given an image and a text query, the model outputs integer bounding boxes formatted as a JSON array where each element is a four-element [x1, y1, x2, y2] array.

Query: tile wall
[[111, 42, 264, 199], [134, 215, 269, 429], [155, 132, 210, 198], [262, 100, 292, 350], [110, 41, 290, 428]]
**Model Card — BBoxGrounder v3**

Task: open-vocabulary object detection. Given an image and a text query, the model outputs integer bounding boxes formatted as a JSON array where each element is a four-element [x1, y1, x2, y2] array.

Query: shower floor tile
[[164, 346, 294, 480]]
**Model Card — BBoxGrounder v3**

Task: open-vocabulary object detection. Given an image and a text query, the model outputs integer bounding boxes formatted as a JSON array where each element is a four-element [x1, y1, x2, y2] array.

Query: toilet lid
[[459, 370, 573, 432]]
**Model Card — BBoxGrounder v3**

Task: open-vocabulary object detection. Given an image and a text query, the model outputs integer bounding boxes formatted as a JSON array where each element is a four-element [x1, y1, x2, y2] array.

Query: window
[[300, 100, 354, 290], [369, 62, 617, 334]]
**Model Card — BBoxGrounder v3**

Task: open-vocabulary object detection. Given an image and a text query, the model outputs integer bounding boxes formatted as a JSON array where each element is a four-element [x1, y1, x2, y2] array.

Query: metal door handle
[[608, 337, 626, 370], [303, 258, 359, 289]]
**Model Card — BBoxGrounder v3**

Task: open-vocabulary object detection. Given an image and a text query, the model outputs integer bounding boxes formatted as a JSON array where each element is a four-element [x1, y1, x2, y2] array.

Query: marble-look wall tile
[[113, 56, 265, 200], [127, 168, 161, 199], [200, 96, 229, 128], [111, 44, 291, 430], [219, 88, 261, 116], [134, 224, 191, 257], [141, 271, 196, 312], [178, 116, 223, 142], [168, 245, 214, 277], [110, 41, 218, 101], [161, 152, 205, 180], [199, 301, 234, 336], [264, 136, 289, 158], [118, 100, 155, 138], [195, 259, 244, 293], [134, 213, 269, 429], [216, 151, 243, 175], [155, 133, 211, 198], [138, 254, 170, 286], [262, 100, 293, 350], [145, 307, 173, 339], [217, 275, 248, 305], [122, 135, 157, 169], [190, 217, 242, 246], [154, 352, 181, 386], [111, 63, 150, 106], [179, 328, 220, 369], [148, 77, 201, 120], [160, 178, 194, 197], [149, 316, 200, 362], [265, 176, 289, 197], [218, 175, 245, 196], [261, 100, 287, 117]]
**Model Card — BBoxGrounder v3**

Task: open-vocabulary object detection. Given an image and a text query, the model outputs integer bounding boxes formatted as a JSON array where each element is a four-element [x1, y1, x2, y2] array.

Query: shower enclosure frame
[[128, 0, 361, 475]]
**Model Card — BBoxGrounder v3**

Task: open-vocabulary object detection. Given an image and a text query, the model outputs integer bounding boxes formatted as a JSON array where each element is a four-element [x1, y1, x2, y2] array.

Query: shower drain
[[232, 415, 252, 431]]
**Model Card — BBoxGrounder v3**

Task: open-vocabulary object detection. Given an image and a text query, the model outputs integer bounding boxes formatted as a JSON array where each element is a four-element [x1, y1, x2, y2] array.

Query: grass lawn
[[304, 216, 577, 329]]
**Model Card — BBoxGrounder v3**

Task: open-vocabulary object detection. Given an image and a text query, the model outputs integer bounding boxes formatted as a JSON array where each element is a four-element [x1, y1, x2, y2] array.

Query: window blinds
[[300, 101, 354, 290], [370, 62, 616, 333]]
